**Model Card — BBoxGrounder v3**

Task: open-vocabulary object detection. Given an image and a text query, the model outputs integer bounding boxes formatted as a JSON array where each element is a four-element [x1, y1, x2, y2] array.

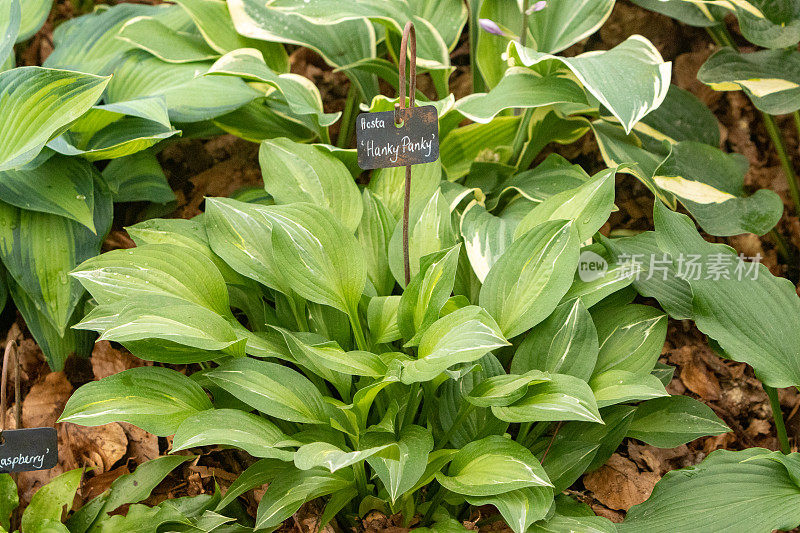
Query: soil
[[6, 1, 800, 531]]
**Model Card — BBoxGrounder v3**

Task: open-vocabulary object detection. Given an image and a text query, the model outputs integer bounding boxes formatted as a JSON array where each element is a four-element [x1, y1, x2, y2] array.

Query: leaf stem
[[765, 385, 791, 454], [336, 84, 359, 148], [422, 483, 446, 526], [347, 303, 369, 352], [437, 403, 474, 450], [510, 108, 534, 168], [400, 382, 421, 431], [762, 112, 800, 215], [467, 0, 486, 93], [354, 461, 369, 497], [769, 228, 792, 264]]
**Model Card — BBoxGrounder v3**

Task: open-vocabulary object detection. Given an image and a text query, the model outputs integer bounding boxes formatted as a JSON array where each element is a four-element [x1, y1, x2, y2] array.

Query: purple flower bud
[[526, 1, 547, 14], [479, 18, 506, 37]]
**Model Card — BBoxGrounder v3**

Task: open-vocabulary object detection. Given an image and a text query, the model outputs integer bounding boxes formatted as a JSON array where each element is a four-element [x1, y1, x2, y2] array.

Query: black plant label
[[356, 105, 439, 169], [0, 428, 58, 473]]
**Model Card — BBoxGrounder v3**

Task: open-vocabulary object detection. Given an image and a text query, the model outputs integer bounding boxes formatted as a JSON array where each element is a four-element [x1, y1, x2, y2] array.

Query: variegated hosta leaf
[[459, 200, 516, 283], [680, 0, 800, 48], [105, 51, 259, 123], [0, 67, 109, 171], [207, 48, 339, 129], [117, 15, 219, 64], [455, 67, 590, 124], [0, 0, 20, 66], [629, 0, 726, 26], [476, 0, 615, 88], [654, 202, 800, 388], [17, 0, 52, 42], [466, 487, 554, 533], [47, 96, 179, 161], [507, 35, 671, 133], [699, 47, 800, 115], [102, 151, 175, 204], [407, 0, 467, 51], [228, 0, 379, 99]]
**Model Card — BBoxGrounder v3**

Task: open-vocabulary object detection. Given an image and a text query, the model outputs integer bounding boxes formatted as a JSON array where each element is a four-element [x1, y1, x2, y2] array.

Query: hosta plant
[[58, 135, 737, 531]]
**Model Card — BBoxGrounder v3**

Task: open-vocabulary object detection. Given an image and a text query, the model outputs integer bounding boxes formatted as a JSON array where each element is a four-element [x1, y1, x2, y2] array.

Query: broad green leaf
[[398, 244, 460, 342], [699, 47, 800, 115], [629, 0, 725, 26], [102, 151, 175, 204], [358, 190, 396, 296], [0, 0, 19, 66], [173, 409, 294, 460], [228, 0, 379, 98], [255, 464, 353, 529], [294, 442, 391, 472], [269, 203, 366, 314], [106, 51, 259, 123], [466, 487, 554, 533], [59, 366, 212, 436], [407, 0, 467, 50], [436, 436, 551, 496], [259, 138, 362, 231], [213, 96, 317, 143], [466, 370, 551, 408], [480, 219, 580, 339], [0, 67, 109, 170], [459, 201, 516, 283], [0, 474, 16, 530], [278, 327, 386, 377], [627, 395, 729, 447], [514, 168, 616, 242], [388, 188, 457, 285], [367, 295, 401, 343], [400, 305, 509, 384], [215, 459, 286, 511], [72, 243, 231, 317], [17, 0, 52, 42], [619, 449, 800, 533], [455, 68, 589, 124], [532, 514, 618, 533], [635, 84, 720, 147], [117, 15, 219, 63], [491, 373, 603, 424], [363, 425, 434, 503], [511, 299, 599, 381], [21, 469, 81, 530], [369, 160, 442, 219], [206, 357, 329, 424], [440, 117, 519, 181], [592, 304, 667, 376], [507, 36, 671, 133], [590, 370, 668, 408], [491, 153, 590, 207], [654, 202, 800, 387], [0, 154, 95, 229]]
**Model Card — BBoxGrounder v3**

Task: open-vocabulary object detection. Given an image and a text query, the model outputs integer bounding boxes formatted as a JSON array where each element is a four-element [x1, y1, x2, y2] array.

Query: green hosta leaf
[[259, 138, 362, 231], [508, 35, 670, 133], [367, 295, 401, 343], [654, 202, 800, 388], [21, 469, 81, 531], [173, 409, 294, 460], [407, 0, 467, 51], [466, 370, 551, 408], [603, 231, 693, 320], [466, 486, 554, 533], [102, 151, 175, 204], [455, 68, 589, 124], [590, 370, 668, 408], [619, 449, 800, 533], [699, 47, 800, 115], [685, 0, 800, 48], [400, 305, 509, 384], [436, 436, 551, 496], [629, 0, 726, 27], [511, 299, 599, 381], [0, 67, 109, 170], [398, 244, 460, 342], [440, 117, 519, 181], [0, 155, 95, 229], [43, 4, 158, 74], [206, 358, 329, 424], [294, 442, 391, 472], [0, 0, 19, 66], [368, 160, 442, 220], [255, 464, 353, 529], [627, 395, 729, 447], [358, 190, 396, 296], [388, 188, 457, 285], [269, 203, 366, 314], [532, 513, 618, 532], [491, 373, 603, 424], [60, 366, 212, 436], [17, 0, 52, 42], [0, 474, 16, 530], [213, 96, 317, 143], [480, 219, 580, 339], [492, 153, 590, 207], [592, 304, 667, 376], [106, 51, 259, 123], [635, 84, 720, 146], [117, 15, 219, 63], [278, 327, 386, 377], [228, 0, 378, 98], [363, 425, 434, 503], [459, 201, 516, 283], [72, 243, 230, 317], [514, 168, 616, 242], [207, 48, 338, 128]]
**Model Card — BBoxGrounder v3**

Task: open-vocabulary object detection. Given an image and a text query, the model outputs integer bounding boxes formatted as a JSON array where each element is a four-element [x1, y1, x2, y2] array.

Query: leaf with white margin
[[294, 442, 393, 472], [466, 486, 554, 533], [363, 425, 434, 503], [590, 370, 668, 408], [629, 0, 726, 26], [0, 67, 109, 170], [507, 35, 671, 133], [698, 47, 800, 115], [491, 373, 603, 424], [117, 15, 219, 63], [400, 305, 509, 384], [435, 435, 552, 497], [459, 200, 516, 283]]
